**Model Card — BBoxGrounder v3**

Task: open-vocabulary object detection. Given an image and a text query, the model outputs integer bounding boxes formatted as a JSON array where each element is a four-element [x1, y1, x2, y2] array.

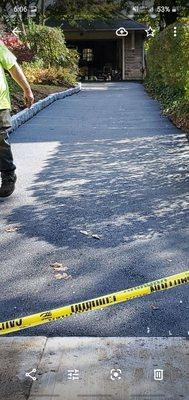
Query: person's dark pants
[[0, 109, 16, 173]]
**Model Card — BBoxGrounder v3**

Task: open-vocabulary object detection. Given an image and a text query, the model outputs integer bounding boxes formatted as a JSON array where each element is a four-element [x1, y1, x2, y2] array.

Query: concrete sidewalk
[[0, 337, 188, 400]]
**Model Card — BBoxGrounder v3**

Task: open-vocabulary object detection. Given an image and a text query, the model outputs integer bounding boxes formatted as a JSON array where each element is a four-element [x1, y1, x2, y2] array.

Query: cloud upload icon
[[116, 27, 128, 36]]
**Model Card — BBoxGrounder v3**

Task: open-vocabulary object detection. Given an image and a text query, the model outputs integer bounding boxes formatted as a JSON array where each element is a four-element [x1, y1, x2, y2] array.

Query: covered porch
[[68, 39, 122, 81], [61, 18, 147, 81]]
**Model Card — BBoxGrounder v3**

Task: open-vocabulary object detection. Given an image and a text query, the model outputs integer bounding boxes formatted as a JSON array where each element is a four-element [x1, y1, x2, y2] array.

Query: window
[[82, 48, 93, 62]]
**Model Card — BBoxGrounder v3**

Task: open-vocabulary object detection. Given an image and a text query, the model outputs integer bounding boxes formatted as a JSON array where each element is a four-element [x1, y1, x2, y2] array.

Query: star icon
[[145, 26, 155, 37]]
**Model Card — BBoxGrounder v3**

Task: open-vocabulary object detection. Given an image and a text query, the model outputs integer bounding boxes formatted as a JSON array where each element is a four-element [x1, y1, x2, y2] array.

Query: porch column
[[131, 31, 135, 50], [142, 40, 145, 69], [122, 36, 125, 80]]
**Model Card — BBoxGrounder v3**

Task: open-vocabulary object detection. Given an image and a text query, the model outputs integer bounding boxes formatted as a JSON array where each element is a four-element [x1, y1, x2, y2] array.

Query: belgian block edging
[[10, 83, 81, 132]]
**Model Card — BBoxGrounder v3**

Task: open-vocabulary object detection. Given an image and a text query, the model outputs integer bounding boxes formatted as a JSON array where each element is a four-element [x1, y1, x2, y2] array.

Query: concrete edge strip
[[10, 82, 81, 132]]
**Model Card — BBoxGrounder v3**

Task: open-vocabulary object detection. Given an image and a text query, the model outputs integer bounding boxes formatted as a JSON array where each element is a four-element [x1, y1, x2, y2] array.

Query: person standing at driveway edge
[[0, 39, 34, 197]]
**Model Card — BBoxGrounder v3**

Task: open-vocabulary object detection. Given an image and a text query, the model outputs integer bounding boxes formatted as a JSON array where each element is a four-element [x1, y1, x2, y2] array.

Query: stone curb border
[[10, 83, 81, 132]]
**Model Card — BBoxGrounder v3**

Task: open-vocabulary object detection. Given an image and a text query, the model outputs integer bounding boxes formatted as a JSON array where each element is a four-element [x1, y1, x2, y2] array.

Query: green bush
[[22, 23, 79, 87], [27, 23, 65, 65], [22, 62, 77, 87], [185, 71, 189, 100], [145, 23, 189, 115], [26, 23, 79, 71]]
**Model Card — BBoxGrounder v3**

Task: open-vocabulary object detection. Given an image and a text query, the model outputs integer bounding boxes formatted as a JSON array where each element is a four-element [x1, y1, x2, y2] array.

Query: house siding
[[124, 32, 143, 80]]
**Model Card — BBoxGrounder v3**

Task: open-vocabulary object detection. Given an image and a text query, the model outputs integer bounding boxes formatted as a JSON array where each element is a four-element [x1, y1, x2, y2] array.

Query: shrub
[[26, 23, 79, 71], [185, 71, 189, 101], [22, 62, 77, 86], [1, 33, 33, 62], [146, 23, 189, 99], [24, 23, 79, 85], [63, 48, 80, 71]]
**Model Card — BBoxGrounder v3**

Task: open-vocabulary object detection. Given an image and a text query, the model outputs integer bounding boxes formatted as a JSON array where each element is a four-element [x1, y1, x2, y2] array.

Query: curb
[[0, 337, 188, 400], [10, 83, 81, 132]]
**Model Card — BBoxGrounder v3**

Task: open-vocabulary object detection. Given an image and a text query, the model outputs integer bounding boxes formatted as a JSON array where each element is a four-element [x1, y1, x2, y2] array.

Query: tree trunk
[[41, 0, 45, 25]]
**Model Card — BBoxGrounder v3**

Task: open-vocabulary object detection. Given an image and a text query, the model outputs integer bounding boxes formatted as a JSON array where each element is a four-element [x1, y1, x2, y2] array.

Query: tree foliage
[[46, 0, 119, 23], [128, 0, 188, 29], [153, 0, 188, 28], [0, 0, 188, 32]]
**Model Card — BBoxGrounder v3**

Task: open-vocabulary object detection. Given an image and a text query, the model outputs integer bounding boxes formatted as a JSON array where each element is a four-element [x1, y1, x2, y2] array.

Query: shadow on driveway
[[4, 135, 189, 249]]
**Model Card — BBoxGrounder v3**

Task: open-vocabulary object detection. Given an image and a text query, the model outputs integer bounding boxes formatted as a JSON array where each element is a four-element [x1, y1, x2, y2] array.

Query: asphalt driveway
[[0, 82, 188, 336]]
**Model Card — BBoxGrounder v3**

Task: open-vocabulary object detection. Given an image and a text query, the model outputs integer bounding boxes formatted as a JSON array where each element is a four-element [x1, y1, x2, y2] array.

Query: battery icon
[[172, 7, 177, 12]]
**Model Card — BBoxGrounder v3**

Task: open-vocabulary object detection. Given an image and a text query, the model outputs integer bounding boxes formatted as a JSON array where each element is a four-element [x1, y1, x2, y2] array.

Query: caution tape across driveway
[[0, 270, 188, 335]]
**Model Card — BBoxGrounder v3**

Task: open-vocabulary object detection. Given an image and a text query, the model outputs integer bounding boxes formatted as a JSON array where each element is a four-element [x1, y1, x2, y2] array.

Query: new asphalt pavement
[[0, 82, 188, 337]]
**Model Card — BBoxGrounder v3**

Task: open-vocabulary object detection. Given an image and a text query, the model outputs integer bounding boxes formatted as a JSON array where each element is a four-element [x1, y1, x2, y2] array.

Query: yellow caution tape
[[0, 270, 188, 335]]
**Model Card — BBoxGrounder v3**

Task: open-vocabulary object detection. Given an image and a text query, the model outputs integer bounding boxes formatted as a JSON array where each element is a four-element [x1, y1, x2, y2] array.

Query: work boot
[[0, 171, 17, 197]]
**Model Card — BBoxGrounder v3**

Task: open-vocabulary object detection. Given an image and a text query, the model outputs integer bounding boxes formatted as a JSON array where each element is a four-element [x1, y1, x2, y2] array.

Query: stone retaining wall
[[10, 83, 81, 132]]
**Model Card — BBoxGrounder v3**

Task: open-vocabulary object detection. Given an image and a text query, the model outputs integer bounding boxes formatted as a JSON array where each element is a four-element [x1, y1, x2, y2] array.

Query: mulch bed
[[11, 84, 68, 115]]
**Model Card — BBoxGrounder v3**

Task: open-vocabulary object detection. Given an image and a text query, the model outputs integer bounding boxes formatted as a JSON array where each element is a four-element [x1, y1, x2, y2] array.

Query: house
[[60, 18, 147, 81]]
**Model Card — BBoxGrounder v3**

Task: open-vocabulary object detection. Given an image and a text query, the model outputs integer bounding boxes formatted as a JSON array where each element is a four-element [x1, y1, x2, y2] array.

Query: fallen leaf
[[50, 262, 68, 272], [53, 266, 68, 272], [51, 262, 63, 268], [54, 273, 64, 280], [51, 262, 71, 281], [80, 230, 90, 236], [150, 304, 159, 310], [5, 226, 19, 233], [54, 272, 71, 281], [92, 234, 101, 240], [80, 230, 101, 240]]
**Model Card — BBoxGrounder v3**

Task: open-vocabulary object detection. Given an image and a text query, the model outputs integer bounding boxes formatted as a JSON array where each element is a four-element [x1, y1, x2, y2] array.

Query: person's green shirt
[[0, 43, 17, 110]]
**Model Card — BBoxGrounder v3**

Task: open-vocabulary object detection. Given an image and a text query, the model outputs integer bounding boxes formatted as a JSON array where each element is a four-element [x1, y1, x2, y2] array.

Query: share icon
[[25, 368, 37, 381]]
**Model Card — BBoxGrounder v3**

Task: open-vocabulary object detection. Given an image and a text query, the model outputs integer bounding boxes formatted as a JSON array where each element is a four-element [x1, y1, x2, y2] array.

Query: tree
[[120, 0, 188, 30], [1, 0, 188, 33], [0, 0, 47, 34], [153, 0, 188, 29], [45, 0, 120, 24], [0, 1, 36, 38]]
